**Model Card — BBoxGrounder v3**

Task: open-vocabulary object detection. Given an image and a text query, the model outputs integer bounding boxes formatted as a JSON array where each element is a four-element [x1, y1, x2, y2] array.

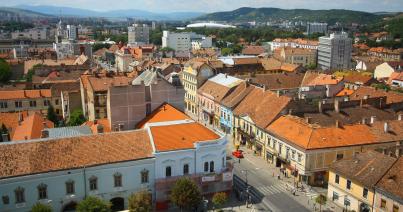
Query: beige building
[[275, 47, 317, 67], [115, 48, 134, 73]]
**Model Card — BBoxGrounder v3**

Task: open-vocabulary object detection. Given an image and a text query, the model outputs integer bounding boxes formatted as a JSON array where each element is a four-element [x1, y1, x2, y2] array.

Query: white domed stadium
[[186, 22, 236, 29]]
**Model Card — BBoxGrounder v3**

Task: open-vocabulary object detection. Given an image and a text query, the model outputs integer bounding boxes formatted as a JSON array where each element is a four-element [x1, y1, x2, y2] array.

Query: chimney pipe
[[398, 114, 403, 121], [384, 122, 389, 133], [335, 120, 340, 128], [41, 130, 49, 138], [396, 142, 401, 158], [288, 109, 293, 115], [305, 117, 311, 124], [277, 90, 281, 97], [334, 99, 340, 113], [318, 101, 323, 113], [370, 116, 376, 124], [362, 118, 366, 125]]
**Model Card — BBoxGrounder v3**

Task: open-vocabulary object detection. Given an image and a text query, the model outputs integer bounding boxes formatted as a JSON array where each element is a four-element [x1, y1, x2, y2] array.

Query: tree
[[77, 196, 111, 212], [47, 105, 58, 125], [0, 123, 9, 142], [0, 59, 11, 83], [31, 202, 52, 212], [170, 177, 202, 211], [128, 190, 152, 212], [93, 43, 111, 52], [67, 109, 86, 126], [212, 192, 227, 211], [315, 194, 327, 212]]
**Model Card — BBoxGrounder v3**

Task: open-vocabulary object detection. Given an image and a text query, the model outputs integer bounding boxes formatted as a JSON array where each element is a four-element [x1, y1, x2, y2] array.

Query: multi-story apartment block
[[318, 32, 352, 70], [115, 47, 134, 73], [306, 22, 328, 35], [275, 47, 317, 67], [66, 25, 78, 41], [269, 38, 319, 51], [328, 151, 397, 212], [11, 28, 48, 40], [182, 61, 215, 120], [0, 89, 62, 116], [162, 31, 212, 57], [128, 24, 150, 46], [197, 73, 242, 130]]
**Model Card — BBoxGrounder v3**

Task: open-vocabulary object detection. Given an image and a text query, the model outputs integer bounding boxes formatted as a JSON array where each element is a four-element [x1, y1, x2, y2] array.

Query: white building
[[318, 32, 352, 70], [162, 31, 212, 56], [0, 131, 155, 212], [268, 38, 319, 52], [66, 25, 78, 41], [128, 24, 150, 46], [53, 41, 92, 60], [11, 28, 48, 40], [306, 22, 328, 35], [115, 48, 134, 73]]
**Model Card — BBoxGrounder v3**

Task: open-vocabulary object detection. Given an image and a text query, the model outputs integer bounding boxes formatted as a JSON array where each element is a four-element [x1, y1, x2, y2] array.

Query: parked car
[[232, 150, 244, 158]]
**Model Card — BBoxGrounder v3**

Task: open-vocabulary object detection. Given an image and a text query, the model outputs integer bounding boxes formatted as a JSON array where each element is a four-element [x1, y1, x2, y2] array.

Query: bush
[[212, 192, 227, 210], [67, 109, 86, 126], [77, 196, 111, 212], [31, 202, 52, 212], [0, 58, 11, 83], [170, 177, 202, 211], [128, 190, 152, 212]]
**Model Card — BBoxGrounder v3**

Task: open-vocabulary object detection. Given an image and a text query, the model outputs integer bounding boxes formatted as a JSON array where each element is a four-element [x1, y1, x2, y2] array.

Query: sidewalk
[[227, 139, 343, 212]]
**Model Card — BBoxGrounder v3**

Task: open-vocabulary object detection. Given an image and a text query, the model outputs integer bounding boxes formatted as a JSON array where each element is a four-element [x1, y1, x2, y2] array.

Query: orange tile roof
[[0, 111, 29, 138], [150, 122, 220, 152], [388, 72, 403, 84], [267, 115, 403, 150], [376, 157, 403, 199], [260, 58, 300, 72], [136, 103, 190, 128], [12, 112, 54, 141], [336, 88, 355, 97], [87, 76, 133, 92], [0, 89, 51, 100], [301, 72, 343, 86], [242, 46, 265, 55], [84, 118, 112, 134], [349, 86, 403, 105], [0, 130, 152, 179]]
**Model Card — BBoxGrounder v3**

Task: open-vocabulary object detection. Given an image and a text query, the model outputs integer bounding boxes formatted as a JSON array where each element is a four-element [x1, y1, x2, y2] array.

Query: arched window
[[166, 166, 172, 177], [114, 172, 122, 187], [89, 176, 98, 191], [141, 169, 149, 184], [210, 161, 214, 173], [183, 164, 189, 175], [65, 180, 75, 194], [37, 183, 47, 200], [14, 187, 25, 203], [204, 162, 209, 172]]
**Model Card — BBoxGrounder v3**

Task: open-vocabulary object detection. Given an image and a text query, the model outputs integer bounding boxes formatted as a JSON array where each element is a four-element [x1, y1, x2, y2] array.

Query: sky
[[3, 0, 403, 13]]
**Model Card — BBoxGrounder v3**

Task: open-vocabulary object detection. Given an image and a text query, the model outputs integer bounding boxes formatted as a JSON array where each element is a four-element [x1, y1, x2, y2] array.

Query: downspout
[[83, 166, 87, 199]]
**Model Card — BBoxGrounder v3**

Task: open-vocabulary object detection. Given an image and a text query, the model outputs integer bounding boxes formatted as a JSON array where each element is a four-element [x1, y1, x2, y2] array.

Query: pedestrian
[[277, 174, 280, 180]]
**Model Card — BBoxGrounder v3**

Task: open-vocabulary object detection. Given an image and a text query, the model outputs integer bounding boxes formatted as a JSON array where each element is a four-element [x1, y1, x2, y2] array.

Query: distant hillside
[[0, 7, 52, 20], [15, 5, 204, 20], [196, 7, 384, 24]]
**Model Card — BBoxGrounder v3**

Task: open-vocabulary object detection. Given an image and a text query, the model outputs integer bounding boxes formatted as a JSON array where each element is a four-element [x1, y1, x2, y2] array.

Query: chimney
[[362, 118, 366, 125], [277, 90, 281, 97], [384, 122, 389, 133], [42, 121, 47, 128], [41, 130, 49, 138], [318, 101, 323, 113], [370, 116, 376, 124], [97, 124, 104, 134], [360, 99, 363, 108], [225, 73, 228, 78], [334, 99, 340, 113], [396, 142, 401, 158], [118, 123, 124, 131], [288, 109, 293, 115], [335, 120, 341, 128], [94, 119, 98, 125], [398, 114, 403, 121], [305, 117, 311, 124], [1, 133, 9, 142]]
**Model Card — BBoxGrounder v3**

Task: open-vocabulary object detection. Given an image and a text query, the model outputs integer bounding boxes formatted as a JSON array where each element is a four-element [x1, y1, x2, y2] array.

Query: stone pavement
[[226, 136, 344, 212]]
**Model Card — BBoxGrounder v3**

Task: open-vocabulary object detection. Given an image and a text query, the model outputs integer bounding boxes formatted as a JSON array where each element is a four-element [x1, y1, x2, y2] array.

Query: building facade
[[128, 24, 150, 46], [318, 32, 352, 70]]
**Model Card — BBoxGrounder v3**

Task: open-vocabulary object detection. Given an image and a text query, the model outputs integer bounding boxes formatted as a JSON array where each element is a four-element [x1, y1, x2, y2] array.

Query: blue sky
[[4, 0, 403, 12]]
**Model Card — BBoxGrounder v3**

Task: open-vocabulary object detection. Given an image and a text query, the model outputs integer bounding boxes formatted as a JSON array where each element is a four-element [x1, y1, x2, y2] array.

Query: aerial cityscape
[[0, 0, 402, 211]]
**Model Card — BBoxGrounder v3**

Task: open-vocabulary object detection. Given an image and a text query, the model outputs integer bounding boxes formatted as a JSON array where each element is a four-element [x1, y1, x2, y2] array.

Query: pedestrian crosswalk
[[256, 184, 288, 196], [305, 191, 319, 199]]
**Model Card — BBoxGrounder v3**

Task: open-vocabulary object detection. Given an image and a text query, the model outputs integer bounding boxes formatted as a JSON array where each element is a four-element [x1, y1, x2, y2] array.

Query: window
[[44, 100, 50, 106], [346, 180, 351, 190], [37, 183, 47, 199], [166, 166, 172, 177], [344, 197, 350, 207], [141, 169, 149, 183], [2, 195, 9, 205], [15, 101, 22, 108], [183, 164, 189, 175], [29, 100, 37, 107], [380, 199, 386, 209], [222, 157, 225, 168], [209, 161, 214, 173], [146, 103, 151, 115], [298, 154, 302, 162], [14, 187, 25, 203], [292, 150, 296, 159], [0, 102, 7, 109], [89, 176, 98, 191], [66, 180, 75, 194], [333, 191, 339, 201], [204, 162, 209, 172], [393, 204, 399, 212], [335, 174, 340, 184], [114, 173, 122, 187], [55, 99, 59, 105], [336, 153, 344, 160], [363, 188, 368, 198]]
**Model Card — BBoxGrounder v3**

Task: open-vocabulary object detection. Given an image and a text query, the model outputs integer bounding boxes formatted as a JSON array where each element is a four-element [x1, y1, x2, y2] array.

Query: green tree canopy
[[315, 194, 327, 212], [0, 59, 11, 83], [31, 202, 52, 212], [67, 109, 86, 126], [170, 177, 202, 211], [93, 43, 111, 52], [128, 190, 152, 212], [46, 105, 58, 125], [77, 196, 111, 212], [212, 192, 227, 210]]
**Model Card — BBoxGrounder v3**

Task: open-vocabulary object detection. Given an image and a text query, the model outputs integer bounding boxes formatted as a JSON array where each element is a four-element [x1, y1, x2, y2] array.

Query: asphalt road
[[230, 155, 311, 212]]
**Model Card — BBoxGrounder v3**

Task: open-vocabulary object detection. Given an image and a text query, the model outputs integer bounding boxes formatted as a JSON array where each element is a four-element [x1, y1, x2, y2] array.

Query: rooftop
[[0, 130, 152, 179], [330, 151, 397, 188], [221, 81, 254, 109], [208, 73, 243, 88], [301, 72, 343, 86], [0, 89, 51, 100], [136, 103, 189, 129], [376, 157, 403, 200], [349, 86, 403, 105], [238, 72, 305, 90], [11, 112, 54, 141], [46, 126, 92, 138]]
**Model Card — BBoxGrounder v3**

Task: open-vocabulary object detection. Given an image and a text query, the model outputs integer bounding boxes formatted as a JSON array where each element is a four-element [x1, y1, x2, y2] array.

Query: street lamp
[[241, 168, 259, 208]]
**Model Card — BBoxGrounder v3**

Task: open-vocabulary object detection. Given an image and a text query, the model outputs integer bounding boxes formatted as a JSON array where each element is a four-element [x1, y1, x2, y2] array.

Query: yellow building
[[327, 151, 397, 212], [182, 61, 214, 119]]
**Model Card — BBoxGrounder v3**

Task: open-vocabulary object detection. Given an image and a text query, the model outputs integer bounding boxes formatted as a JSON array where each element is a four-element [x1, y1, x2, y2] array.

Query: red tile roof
[[0, 130, 153, 179], [12, 112, 54, 141], [136, 103, 189, 128], [0, 89, 51, 100], [376, 157, 403, 199]]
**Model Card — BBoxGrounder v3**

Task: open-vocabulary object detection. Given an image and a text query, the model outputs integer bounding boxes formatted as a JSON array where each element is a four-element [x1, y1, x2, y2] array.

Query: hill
[[15, 5, 203, 20], [0, 7, 52, 21], [196, 7, 384, 24]]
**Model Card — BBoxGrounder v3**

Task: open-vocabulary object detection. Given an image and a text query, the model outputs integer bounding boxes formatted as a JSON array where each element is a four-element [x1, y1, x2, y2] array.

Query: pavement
[[226, 136, 344, 212]]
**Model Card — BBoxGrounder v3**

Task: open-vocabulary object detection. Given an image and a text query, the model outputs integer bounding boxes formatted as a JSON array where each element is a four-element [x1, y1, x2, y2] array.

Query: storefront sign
[[222, 172, 233, 182], [202, 175, 216, 182]]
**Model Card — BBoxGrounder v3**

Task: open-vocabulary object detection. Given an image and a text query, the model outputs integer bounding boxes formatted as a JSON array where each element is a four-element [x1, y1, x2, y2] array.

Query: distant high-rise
[[128, 24, 150, 46], [66, 25, 78, 41], [318, 32, 352, 70], [306, 22, 328, 35]]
